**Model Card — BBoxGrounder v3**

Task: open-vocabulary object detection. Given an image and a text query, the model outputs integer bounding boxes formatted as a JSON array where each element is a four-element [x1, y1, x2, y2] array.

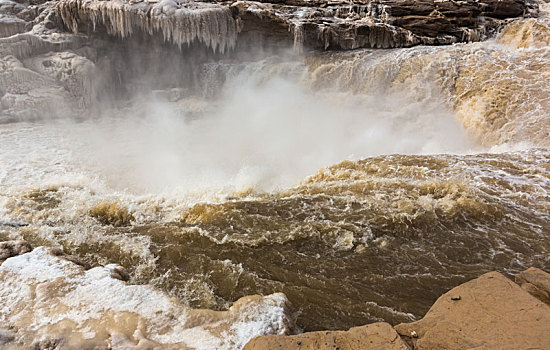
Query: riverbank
[[245, 267, 550, 349]]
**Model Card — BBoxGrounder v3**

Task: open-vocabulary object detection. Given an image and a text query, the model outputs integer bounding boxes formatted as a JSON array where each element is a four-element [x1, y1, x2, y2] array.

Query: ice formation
[[0, 247, 293, 349], [57, 0, 239, 53]]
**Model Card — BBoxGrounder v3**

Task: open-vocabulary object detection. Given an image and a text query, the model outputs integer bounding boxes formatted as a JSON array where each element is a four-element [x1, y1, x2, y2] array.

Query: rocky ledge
[[0, 241, 294, 349], [245, 268, 550, 349], [0, 0, 540, 59], [55, 0, 538, 51]]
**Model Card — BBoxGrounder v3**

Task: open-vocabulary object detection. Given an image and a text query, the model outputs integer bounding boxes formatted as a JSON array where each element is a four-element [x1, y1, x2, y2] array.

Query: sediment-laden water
[[1, 5, 549, 346]]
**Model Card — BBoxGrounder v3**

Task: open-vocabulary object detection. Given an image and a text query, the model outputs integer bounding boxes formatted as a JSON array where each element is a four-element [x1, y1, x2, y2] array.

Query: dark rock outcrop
[[0, 328, 15, 346], [55, 0, 538, 51]]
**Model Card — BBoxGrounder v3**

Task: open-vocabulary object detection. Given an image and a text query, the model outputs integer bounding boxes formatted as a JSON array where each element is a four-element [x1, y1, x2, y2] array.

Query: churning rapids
[[1, 0, 550, 348]]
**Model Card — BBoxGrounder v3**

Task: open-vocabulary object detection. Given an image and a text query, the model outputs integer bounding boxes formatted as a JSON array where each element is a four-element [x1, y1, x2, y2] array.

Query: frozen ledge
[[0, 245, 294, 349], [57, 0, 239, 53], [54, 0, 537, 51]]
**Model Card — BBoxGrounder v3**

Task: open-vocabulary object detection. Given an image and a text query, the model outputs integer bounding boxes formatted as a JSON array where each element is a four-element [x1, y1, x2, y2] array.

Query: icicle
[[56, 0, 239, 53]]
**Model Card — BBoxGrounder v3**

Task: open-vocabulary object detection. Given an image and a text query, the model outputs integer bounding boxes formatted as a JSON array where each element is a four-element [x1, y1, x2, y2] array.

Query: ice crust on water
[[0, 247, 292, 349], [58, 0, 238, 53]]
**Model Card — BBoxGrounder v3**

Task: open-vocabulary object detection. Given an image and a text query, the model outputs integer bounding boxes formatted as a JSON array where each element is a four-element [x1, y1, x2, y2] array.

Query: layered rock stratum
[[244, 322, 410, 349], [54, 0, 536, 51], [1, 0, 539, 57]]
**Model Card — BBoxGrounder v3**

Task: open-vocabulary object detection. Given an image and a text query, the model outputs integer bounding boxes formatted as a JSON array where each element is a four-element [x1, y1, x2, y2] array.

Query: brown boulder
[[244, 322, 409, 350], [516, 267, 550, 305], [394, 271, 550, 350]]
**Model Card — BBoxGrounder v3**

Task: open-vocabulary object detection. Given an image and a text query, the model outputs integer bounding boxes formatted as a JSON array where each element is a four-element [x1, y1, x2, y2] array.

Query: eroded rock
[[54, 0, 537, 51], [32, 337, 62, 350], [0, 328, 15, 345], [244, 322, 409, 349], [394, 271, 550, 349], [244, 269, 550, 349], [106, 263, 130, 282], [516, 267, 550, 305], [0, 16, 27, 38], [23, 51, 98, 108]]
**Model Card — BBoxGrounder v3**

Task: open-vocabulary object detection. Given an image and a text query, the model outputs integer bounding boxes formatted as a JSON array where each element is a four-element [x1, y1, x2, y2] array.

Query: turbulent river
[[1, 4, 550, 347]]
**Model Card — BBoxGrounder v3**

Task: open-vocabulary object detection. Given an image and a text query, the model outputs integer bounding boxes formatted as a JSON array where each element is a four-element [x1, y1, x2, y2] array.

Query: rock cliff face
[[245, 269, 550, 350], [57, 0, 239, 53], [0, 51, 97, 121], [1, 0, 539, 58], [55, 0, 537, 51]]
